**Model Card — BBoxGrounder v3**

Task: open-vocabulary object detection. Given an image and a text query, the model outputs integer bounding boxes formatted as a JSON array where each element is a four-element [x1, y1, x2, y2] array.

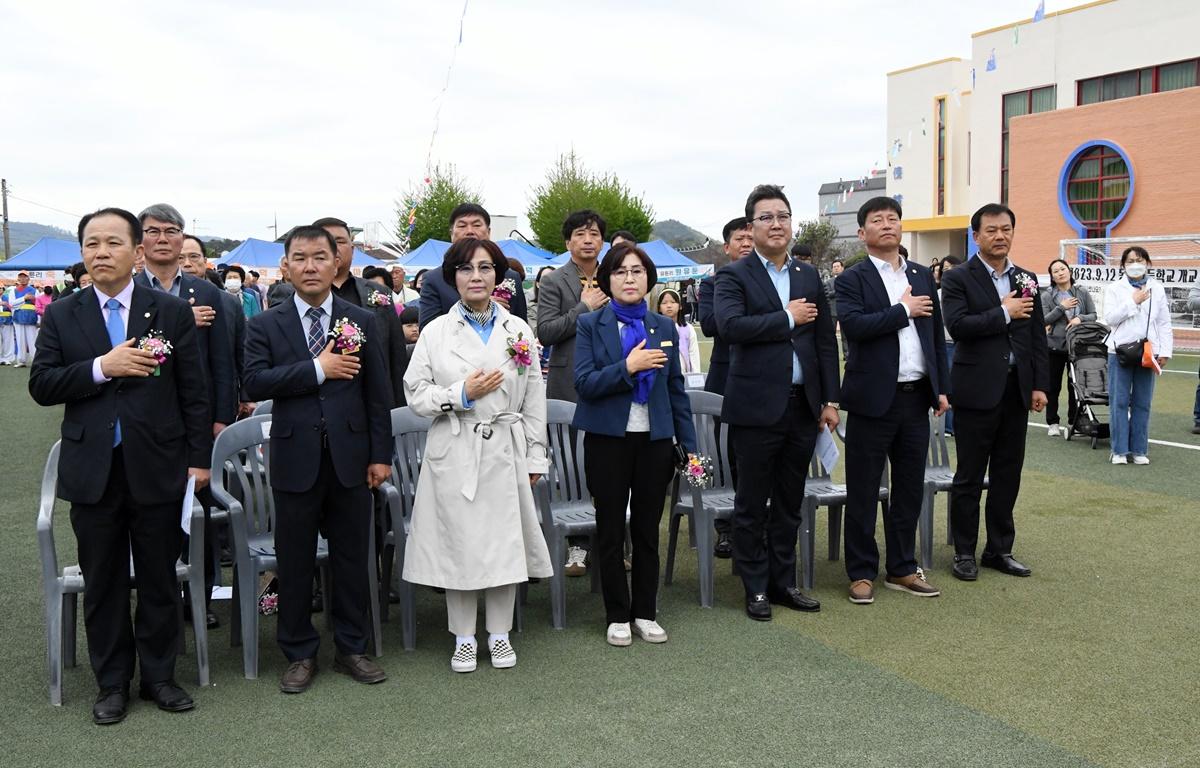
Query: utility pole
[[1, 179, 10, 261], [268, 212, 278, 241]]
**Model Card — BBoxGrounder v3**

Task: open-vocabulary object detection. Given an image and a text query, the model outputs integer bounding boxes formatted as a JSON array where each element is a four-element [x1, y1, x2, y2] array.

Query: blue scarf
[[1127, 276, 1148, 288], [610, 300, 655, 404]]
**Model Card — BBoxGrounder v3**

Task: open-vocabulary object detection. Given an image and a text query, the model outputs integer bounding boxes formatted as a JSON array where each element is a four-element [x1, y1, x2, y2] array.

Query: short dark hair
[[856, 196, 903, 228], [610, 229, 636, 245], [596, 242, 657, 299], [656, 288, 686, 327], [898, 245, 909, 259], [506, 257, 526, 281], [791, 243, 812, 258], [309, 217, 350, 238], [249, 270, 260, 279], [562, 209, 607, 242], [441, 237, 508, 287], [225, 264, 247, 282], [399, 305, 419, 324], [970, 203, 1016, 233], [744, 184, 790, 220], [78, 207, 142, 245], [942, 255, 963, 267], [831, 258, 844, 268], [449, 203, 491, 229], [182, 234, 207, 258], [1047, 258, 1075, 285], [285, 225, 338, 256], [363, 265, 394, 291], [722, 217, 749, 243], [1120, 245, 1151, 266], [412, 269, 428, 290]]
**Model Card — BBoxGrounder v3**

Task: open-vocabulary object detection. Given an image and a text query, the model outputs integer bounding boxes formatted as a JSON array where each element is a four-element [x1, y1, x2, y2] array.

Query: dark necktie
[[306, 306, 325, 358], [104, 298, 124, 446]]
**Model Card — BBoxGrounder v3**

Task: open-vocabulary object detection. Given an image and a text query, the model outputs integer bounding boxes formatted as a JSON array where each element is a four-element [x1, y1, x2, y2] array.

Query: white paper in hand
[[815, 425, 840, 473], [180, 475, 197, 535]]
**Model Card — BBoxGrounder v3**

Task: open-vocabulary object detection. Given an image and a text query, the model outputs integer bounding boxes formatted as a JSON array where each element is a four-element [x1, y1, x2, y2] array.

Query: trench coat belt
[[445, 409, 524, 501]]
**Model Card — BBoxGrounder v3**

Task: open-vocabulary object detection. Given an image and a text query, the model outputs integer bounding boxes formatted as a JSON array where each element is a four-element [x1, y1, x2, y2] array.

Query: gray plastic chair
[[921, 412, 988, 558], [209, 416, 383, 679], [252, 399, 272, 416], [533, 399, 599, 629], [380, 406, 432, 651], [663, 390, 735, 608], [38, 441, 211, 705]]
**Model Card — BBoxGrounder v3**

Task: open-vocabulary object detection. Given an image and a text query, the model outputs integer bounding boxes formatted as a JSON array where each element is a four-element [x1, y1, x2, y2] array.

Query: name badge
[[659, 340, 674, 347]]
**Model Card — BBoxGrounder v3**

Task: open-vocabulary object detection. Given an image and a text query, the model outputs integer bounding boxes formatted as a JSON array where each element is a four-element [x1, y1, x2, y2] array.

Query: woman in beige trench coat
[[403, 238, 552, 673]]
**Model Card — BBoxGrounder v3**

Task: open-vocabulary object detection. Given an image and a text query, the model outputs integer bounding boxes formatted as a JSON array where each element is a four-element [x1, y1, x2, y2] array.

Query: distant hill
[[651, 219, 727, 268], [2, 221, 75, 255]]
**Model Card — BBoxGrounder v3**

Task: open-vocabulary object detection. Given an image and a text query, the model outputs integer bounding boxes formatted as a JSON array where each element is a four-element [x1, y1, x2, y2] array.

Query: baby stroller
[[1064, 321, 1111, 449]]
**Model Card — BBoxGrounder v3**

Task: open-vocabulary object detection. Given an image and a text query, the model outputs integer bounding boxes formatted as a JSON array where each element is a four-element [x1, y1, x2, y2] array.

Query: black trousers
[[950, 369, 1027, 557], [712, 417, 737, 535], [584, 432, 674, 624], [69, 448, 182, 689], [1046, 350, 1077, 426], [729, 393, 818, 597], [844, 382, 930, 582], [272, 445, 371, 661]]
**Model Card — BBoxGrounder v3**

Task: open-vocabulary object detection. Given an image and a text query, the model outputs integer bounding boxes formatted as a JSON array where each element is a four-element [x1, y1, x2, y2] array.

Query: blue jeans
[[944, 341, 956, 433], [1107, 354, 1156, 456]]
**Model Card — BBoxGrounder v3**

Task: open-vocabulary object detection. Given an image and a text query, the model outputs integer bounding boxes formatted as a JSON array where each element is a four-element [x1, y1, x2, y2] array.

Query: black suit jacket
[[940, 257, 1049, 410], [837, 258, 948, 417], [29, 285, 213, 505], [714, 253, 840, 426], [697, 274, 731, 396], [340, 275, 409, 407], [135, 271, 238, 425], [418, 266, 528, 330], [220, 290, 246, 400], [242, 296, 392, 493]]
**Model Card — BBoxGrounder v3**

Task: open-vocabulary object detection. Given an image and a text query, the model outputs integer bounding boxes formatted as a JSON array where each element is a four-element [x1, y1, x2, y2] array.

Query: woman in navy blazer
[[573, 243, 697, 648]]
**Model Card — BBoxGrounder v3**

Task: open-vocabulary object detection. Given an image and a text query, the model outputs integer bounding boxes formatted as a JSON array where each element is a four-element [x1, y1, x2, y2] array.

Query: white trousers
[[0, 325, 14, 363], [13, 324, 36, 364], [444, 584, 517, 636]]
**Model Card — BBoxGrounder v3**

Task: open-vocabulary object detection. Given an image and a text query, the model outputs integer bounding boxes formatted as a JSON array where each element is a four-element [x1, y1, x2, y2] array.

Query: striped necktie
[[306, 306, 325, 358]]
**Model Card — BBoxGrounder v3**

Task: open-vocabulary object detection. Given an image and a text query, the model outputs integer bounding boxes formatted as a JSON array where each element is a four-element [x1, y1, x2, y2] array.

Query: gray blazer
[[1040, 284, 1097, 352], [536, 260, 599, 402]]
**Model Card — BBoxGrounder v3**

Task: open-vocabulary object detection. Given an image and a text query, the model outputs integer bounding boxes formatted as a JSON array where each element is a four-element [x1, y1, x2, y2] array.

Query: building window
[[1066, 145, 1130, 239], [1001, 85, 1055, 204], [1078, 57, 1199, 105], [936, 97, 946, 215]]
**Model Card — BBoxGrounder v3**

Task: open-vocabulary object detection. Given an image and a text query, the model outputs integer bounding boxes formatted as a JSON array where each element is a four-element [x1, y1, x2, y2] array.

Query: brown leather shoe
[[884, 568, 941, 597], [848, 579, 875, 604], [334, 653, 387, 684], [280, 658, 318, 694]]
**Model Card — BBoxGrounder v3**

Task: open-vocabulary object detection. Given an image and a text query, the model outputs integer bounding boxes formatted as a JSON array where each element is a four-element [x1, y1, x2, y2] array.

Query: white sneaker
[[632, 619, 668, 644], [488, 637, 516, 669], [450, 640, 477, 673], [606, 622, 632, 647], [564, 546, 587, 577], [1047, 425, 1061, 437], [1111, 454, 1128, 465], [1131, 455, 1150, 465]]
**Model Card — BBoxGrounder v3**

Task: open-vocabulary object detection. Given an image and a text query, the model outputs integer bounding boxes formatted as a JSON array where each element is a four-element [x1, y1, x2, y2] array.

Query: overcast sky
[[2, 0, 1042, 244]]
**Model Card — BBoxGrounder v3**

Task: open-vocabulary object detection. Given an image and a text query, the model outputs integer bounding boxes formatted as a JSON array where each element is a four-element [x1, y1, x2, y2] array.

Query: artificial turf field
[[1, 347, 1198, 768]]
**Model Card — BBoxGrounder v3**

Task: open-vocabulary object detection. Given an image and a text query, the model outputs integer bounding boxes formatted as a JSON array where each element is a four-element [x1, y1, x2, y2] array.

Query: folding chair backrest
[[36, 441, 63, 592], [210, 416, 275, 536], [390, 407, 432, 522], [686, 390, 735, 492], [545, 399, 588, 505], [928, 412, 951, 469], [253, 400, 272, 416]]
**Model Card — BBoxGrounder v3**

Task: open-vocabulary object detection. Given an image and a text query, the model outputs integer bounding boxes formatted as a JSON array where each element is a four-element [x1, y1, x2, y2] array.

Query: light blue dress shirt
[[757, 253, 803, 385], [986, 259, 1016, 364], [457, 303, 497, 407]]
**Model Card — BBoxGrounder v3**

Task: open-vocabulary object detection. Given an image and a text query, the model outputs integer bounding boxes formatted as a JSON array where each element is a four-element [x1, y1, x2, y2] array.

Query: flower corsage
[[506, 332, 534, 375], [683, 453, 715, 489], [330, 317, 365, 354], [137, 330, 174, 376], [1012, 272, 1038, 298], [492, 277, 517, 303], [367, 291, 392, 307]]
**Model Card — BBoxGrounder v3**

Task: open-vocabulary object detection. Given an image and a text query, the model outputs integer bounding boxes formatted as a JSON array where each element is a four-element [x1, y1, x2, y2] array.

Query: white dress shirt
[[295, 292, 334, 385], [867, 254, 926, 382], [91, 280, 136, 384]]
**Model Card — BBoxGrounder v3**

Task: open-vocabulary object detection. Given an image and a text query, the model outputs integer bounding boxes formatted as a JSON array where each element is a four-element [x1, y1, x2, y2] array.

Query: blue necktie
[[306, 306, 326, 358], [105, 298, 124, 446]]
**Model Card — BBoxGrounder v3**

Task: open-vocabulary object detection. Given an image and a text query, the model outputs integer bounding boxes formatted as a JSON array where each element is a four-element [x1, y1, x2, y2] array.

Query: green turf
[[1, 347, 1197, 767]]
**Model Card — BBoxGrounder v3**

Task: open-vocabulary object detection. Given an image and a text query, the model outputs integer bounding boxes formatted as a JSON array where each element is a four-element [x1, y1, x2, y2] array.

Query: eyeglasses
[[455, 263, 496, 277], [753, 213, 791, 225], [143, 227, 182, 239], [612, 267, 647, 280]]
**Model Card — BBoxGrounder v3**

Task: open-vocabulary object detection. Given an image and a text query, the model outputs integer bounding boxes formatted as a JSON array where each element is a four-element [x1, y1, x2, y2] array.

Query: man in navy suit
[[30, 207, 212, 724], [837, 197, 948, 605], [698, 216, 753, 558], [941, 204, 1048, 581], [714, 185, 840, 621], [418, 203, 527, 330], [242, 226, 393, 693]]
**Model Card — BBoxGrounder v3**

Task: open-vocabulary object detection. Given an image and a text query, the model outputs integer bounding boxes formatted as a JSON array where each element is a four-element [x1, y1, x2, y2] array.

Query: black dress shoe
[[138, 680, 195, 712], [713, 532, 733, 559], [952, 555, 978, 581], [981, 553, 1032, 577], [745, 593, 772, 621], [768, 587, 821, 613], [93, 686, 129, 725], [206, 611, 220, 629]]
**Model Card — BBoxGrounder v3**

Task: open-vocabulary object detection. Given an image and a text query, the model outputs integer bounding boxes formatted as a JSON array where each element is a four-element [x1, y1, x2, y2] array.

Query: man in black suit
[[30, 208, 212, 725], [698, 216, 753, 558], [941, 203, 1049, 581], [417, 203, 528, 330], [714, 185, 840, 621], [837, 197, 948, 605], [315, 216, 408, 408], [242, 225, 393, 693]]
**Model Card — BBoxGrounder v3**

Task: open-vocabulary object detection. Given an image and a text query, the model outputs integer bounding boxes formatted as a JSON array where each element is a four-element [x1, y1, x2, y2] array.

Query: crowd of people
[[20, 187, 1193, 727]]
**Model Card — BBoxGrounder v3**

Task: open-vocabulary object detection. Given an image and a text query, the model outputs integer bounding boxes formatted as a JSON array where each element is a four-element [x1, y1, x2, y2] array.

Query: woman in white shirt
[[1103, 246, 1173, 465], [655, 289, 702, 374]]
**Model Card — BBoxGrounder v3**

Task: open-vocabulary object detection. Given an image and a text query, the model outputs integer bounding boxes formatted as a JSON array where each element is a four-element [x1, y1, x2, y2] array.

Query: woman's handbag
[[1115, 293, 1152, 367]]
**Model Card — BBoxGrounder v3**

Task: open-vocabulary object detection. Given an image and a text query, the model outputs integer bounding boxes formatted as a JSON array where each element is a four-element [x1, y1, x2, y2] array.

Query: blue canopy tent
[[397, 239, 450, 270], [217, 238, 383, 268], [0, 237, 79, 272], [496, 240, 563, 278], [555, 240, 711, 282]]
